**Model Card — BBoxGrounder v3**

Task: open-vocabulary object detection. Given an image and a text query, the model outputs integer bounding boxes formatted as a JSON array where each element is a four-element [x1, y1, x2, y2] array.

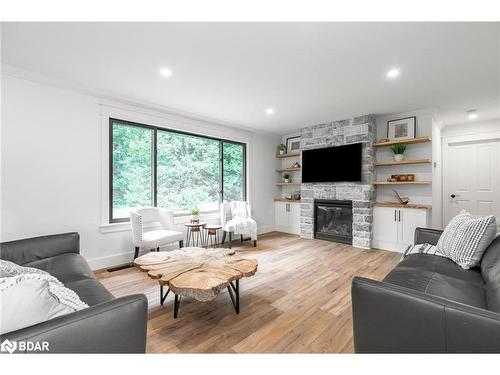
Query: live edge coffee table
[[134, 247, 258, 318]]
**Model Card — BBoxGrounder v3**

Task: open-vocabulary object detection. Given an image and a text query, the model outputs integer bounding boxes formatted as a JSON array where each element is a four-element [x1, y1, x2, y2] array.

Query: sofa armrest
[[1, 294, 148, 353], [0, 232, 80, 265], [414, 227, 443, 245], [351, 277, 500, 353]]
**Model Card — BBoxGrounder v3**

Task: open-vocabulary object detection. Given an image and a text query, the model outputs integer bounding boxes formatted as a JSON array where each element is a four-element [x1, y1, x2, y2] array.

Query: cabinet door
[[398, 208, 428, 246], [373, 207, 398, 244], [275, 202, 289, 231], [288, 203, 301, 235]]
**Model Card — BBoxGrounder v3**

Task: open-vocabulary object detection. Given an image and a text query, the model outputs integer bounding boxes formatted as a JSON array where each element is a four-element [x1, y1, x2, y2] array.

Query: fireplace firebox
[[314, 199, 353, 244]]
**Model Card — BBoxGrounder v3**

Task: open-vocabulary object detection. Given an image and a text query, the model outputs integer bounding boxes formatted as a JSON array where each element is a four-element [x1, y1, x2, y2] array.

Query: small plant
[[283, 173, 291, 179], [191, 208, 200, 216], [390, 143, 406, 161], [277, 144, 287, 154], [390, 143, 406, 155]]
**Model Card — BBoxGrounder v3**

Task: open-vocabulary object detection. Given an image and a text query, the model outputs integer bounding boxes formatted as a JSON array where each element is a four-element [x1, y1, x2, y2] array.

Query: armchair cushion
[[223, 217, 257, 240], [141, 229, 183, 249], [24, 253, 95, 284]]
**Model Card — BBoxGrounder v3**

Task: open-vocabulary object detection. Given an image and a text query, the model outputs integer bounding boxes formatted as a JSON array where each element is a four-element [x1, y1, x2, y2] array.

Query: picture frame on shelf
[[286, 136, 301, 152], [387, 116, 416, 141]]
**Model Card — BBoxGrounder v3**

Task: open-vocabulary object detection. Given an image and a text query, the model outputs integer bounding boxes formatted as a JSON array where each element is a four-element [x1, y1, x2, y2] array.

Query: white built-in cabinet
[[372, 206, 429, 252], [275, 201, 301, 235]]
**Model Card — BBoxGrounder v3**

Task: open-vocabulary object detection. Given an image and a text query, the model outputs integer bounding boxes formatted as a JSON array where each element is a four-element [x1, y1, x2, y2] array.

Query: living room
[[1, 1, 500, 372]]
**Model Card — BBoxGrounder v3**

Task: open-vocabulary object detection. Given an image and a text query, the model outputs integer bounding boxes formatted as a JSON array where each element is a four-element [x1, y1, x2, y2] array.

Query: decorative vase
[[394, 154, 404, 161], [279, 150, 284, 155], [191, 215, 199, 223], [284, 179, 290, 183]]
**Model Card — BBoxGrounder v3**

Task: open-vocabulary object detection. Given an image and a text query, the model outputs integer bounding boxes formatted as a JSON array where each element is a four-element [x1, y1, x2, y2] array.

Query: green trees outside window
[[110, 119, 246, 222]]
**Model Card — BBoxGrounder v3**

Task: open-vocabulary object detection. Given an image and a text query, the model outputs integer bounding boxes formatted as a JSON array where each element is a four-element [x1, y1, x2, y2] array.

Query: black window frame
[[109, 118, 247, 223]]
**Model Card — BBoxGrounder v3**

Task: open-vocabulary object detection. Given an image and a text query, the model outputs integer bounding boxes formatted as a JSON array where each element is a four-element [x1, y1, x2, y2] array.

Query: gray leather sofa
[[1, 232, 148, 353], [352, 227, 500, 353]]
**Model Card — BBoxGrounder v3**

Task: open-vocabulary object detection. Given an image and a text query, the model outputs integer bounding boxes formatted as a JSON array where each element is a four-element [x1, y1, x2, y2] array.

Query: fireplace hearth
[[314, 199, 353, 244]]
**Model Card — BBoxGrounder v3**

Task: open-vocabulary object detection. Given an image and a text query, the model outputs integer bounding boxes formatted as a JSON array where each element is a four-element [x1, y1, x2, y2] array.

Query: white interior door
[[443, 138, 500, 226]]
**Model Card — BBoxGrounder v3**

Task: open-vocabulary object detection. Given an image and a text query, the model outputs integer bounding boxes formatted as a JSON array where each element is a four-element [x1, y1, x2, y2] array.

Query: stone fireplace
[[314, 200, 353, 244], [300, 115, 376, 249]]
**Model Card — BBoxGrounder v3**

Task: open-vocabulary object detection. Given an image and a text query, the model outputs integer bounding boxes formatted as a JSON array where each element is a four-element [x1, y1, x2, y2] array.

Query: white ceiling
[[2, 22, 499, 134]]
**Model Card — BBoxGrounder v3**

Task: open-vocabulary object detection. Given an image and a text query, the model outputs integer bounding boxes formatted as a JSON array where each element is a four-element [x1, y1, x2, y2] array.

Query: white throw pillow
[[0, 260, 89, 334], [437, 210, 497, 269]]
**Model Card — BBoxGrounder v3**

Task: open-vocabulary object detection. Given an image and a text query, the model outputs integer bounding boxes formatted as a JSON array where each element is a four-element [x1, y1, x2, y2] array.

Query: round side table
[[204, 225, 222, 248], [184, 222, 207, 247]]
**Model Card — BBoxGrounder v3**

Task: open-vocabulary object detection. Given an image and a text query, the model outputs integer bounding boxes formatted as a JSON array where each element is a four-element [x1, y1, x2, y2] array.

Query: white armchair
[[220, 201, 257, 249], [130, 207, 184, 259]]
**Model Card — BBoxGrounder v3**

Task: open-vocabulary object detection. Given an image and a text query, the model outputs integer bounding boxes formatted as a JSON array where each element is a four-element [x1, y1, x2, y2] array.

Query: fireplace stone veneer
[[299, 115, 376, 248]]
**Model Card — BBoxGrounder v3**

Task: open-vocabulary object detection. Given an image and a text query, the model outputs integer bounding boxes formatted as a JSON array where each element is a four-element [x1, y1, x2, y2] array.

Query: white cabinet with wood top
[[275, 201, 301, 235], [372, 206, 429, 252]]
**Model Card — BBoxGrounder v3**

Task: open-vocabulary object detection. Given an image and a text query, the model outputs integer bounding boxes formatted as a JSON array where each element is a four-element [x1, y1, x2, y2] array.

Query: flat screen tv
[[302, 143, 362, 183]]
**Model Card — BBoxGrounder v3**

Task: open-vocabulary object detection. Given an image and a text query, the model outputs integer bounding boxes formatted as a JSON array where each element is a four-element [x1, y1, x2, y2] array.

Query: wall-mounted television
[[302, 143, 362, 183]]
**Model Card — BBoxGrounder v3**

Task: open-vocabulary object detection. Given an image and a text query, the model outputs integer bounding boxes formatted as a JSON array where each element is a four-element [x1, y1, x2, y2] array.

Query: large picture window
[[109, 119, 246, 222]]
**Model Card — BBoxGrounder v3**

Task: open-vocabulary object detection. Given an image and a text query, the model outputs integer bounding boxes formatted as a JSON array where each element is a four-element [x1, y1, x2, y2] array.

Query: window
[[109, 119, 246, 222]]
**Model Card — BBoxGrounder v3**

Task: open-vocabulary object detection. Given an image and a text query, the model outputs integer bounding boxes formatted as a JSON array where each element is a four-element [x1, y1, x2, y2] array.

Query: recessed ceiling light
[[265, 107, 275, 115], [467, 109, 478, 120], [159, 67, 173, 78], [386, 68, 400, 79]]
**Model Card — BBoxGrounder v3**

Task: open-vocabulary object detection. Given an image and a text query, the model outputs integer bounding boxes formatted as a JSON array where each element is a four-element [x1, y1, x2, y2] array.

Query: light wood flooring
[[95, 232, 399, 353]]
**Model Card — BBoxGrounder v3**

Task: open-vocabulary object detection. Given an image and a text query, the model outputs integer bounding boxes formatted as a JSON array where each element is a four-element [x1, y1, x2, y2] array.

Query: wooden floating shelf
[[373, 136, 431, 148], [276, 152, 301, 158], [374, 201, 432, 210], [375, 159, 432, 167], [373, 181, 432, 185], [274, 198, 301, 203], [275, 167, 301, 172], [276, 182, 301, 186]]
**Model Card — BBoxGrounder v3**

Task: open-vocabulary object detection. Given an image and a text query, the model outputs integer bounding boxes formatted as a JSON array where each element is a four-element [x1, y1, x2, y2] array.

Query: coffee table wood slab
[[134, 247, 258, 302]]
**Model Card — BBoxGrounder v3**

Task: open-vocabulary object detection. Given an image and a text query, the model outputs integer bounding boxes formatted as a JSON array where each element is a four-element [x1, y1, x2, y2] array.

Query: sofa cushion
[[0, 272, 88, 334], [480, 235, 500, 312], [437, 210, 497, 269], [25, 253, 95, 284], [384, 254, 487, 309], [64, 279, 114, 306]]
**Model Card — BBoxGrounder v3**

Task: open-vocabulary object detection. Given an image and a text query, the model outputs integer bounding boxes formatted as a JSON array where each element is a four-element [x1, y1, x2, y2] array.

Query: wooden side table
[[204, 224, 222, 248], [184, 222, 207, 247]]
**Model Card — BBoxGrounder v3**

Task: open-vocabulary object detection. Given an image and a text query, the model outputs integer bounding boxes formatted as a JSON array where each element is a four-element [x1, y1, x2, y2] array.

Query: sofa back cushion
[[0, 232, 79, 265], [481, 235, 500, 312]]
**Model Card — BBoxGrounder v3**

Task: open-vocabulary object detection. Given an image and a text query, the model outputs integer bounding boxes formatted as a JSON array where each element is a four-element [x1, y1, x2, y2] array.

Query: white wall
[[375, 109, 435, 221], [1, 74, 280, 269], [442, 118, 500, 138]]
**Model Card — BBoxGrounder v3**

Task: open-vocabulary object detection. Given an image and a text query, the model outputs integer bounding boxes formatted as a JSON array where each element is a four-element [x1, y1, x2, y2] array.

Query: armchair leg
[[229, 232, 232, 249], [221, 231, 226, 244], [254, 240, 257, 247], [156, 247, 160, 252], [241, 235, 244, 243], [134, 247, 140, 259], [179, 240, 184, 248]]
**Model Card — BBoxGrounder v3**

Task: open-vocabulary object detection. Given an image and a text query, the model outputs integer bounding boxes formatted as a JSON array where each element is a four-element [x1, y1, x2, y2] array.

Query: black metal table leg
[[227, 279, 240, 314], [160, 284, 170, 305], [174, 294, 181, 318]]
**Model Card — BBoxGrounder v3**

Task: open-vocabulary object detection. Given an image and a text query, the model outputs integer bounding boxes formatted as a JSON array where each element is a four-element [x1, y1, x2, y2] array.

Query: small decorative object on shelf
[[387, 116, 416, 141], [277, 143, 287, 155], [391, 173, 415, 182], [283, 173, 291, 183], [377, 138, 390, 143], [393, 189, 410, 205], [191, 208, 200, 223], [292, 191, 301, 200], [291, 161, 301, 168], [390, 143, 406, 161], [286, 136, 301, 152]]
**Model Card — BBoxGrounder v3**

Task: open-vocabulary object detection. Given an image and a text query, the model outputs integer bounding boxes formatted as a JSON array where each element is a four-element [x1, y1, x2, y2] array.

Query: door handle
[[450, 194, 456, 198], [394, 210, 397, 222], [398, 210, 401, 222]]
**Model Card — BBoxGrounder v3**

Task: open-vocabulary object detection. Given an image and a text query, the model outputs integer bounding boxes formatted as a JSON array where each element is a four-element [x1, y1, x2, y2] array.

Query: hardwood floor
[[95, 232, 400, 353]]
